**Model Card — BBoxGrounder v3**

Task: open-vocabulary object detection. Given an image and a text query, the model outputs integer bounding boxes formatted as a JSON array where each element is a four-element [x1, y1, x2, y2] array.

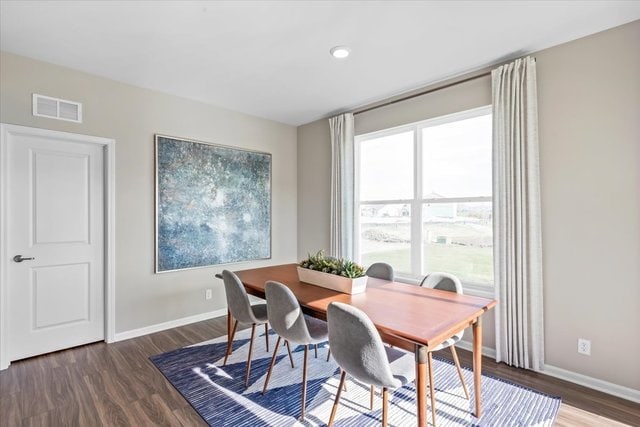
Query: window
[[355, 106, 493, 286]]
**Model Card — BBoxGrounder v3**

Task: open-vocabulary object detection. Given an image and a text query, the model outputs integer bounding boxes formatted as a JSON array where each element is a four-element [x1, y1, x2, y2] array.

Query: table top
[[234, 263, 497, 350]]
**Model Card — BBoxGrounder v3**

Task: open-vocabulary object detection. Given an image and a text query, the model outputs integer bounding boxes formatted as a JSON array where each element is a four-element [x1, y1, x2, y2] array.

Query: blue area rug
[[150, 328, 560, 426]]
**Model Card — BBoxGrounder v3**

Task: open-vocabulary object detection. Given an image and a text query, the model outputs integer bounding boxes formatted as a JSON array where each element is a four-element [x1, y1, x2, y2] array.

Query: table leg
[[427, 352, 437, 427], [415, 345, 428, 427], [472, 317, 483, 418]]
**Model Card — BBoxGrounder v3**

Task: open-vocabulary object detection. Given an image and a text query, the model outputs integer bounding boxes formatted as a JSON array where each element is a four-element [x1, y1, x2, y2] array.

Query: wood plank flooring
[[1, 316, 638, 426]]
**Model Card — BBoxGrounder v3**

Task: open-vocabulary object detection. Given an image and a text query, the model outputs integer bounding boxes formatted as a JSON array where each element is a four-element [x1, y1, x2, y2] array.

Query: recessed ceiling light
[[330, 46, 351, 59]]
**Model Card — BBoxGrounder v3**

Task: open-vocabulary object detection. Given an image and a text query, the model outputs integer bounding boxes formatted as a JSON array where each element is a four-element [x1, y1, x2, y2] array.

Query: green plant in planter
[[299, 250, 366, 279]]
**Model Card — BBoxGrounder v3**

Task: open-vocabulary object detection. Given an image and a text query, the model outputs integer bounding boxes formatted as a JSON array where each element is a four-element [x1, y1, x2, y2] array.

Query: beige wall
[[535, 21, 639, 389], [297, 119, 332, 258], [0, 51, 298, 334], [297, 21, 640, 390], [354, 75, 492, 136]]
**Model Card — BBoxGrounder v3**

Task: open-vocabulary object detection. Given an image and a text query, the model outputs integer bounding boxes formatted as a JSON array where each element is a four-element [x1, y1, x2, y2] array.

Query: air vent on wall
[[32, 94, 82, 123]]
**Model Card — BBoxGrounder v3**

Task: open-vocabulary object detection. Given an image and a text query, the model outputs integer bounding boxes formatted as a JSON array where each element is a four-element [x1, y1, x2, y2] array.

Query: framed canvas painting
[[155, 135, 271, 273]]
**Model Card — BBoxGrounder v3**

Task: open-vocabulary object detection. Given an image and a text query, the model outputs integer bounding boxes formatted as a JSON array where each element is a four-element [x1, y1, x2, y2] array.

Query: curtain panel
[[329, 113, 355, 259], [492, 56, 545, 371]]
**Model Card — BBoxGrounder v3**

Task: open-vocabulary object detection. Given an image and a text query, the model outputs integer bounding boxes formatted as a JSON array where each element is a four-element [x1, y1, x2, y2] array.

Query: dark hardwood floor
[[1, 316, 638, 426], [437, 348, 640, 426]]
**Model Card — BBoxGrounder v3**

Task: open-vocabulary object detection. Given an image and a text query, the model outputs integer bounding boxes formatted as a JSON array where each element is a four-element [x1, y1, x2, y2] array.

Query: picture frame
[[155, 134, 272, 273]]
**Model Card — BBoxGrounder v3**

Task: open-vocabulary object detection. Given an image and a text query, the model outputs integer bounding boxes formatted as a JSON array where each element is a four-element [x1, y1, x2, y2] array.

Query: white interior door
[[6, 128, 105, 361]]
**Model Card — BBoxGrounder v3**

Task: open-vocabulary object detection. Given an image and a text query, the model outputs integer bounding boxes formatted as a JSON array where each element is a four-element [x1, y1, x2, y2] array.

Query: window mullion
[[412, 125, 423, 278], [353, 139, 361, 262], [421, 196, 492, 204], [358, 199, 414, 205]]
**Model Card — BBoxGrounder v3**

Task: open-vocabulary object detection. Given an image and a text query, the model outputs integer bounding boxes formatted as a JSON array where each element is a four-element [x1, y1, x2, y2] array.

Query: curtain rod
[[353, 71, 491, 116], [352, 56, 536, 116]]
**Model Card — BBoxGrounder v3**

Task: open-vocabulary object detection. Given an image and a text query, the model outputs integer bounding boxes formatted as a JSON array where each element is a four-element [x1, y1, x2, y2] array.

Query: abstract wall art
[[155, 135, 271, 272]]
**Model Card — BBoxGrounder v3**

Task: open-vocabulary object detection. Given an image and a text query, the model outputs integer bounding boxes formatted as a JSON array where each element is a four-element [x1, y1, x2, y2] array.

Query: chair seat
[[304, 315, 329, 344], [384, 346, 415, 388], [431, 331, 463, 352], [250, 303, 269, 323]]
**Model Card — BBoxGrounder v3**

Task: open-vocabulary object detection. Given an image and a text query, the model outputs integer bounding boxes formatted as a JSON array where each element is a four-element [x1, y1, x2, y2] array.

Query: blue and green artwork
[[155, 135, 271, 272]]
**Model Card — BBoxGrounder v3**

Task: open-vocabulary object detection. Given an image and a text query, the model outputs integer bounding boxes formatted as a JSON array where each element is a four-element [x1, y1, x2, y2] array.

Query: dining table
[[223, 263, 497, 427]]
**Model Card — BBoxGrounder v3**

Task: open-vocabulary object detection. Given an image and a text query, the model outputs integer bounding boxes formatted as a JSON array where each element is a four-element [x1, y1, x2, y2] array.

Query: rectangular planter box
[[297, 267, 368, 295]]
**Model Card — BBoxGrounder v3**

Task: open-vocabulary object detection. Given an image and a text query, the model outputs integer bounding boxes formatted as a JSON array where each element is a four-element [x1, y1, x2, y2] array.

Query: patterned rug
[[150, 328, 560, 426]]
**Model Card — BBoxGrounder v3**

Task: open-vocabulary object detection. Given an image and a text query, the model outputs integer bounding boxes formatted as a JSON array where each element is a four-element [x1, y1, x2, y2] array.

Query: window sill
[[394, 275, 494, 299]]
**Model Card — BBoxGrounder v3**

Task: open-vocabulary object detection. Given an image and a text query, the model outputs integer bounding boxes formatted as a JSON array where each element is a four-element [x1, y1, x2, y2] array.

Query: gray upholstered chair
[[419, 272, 470, 426], [221, 270, 270, 387], [327, 302, 414, 427], [262, 281, 329, 420], [327, 261, 393, 400], [365, 262, 394, 281]]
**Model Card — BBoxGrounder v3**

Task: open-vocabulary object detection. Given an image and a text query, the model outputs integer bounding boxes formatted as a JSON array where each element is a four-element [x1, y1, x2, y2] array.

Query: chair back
[[365, 262, 394, 281], [265, 281, 312, 344], [222, 270, 256, 324], [327, 302, 401, 389], [419, 272, 463, 294]]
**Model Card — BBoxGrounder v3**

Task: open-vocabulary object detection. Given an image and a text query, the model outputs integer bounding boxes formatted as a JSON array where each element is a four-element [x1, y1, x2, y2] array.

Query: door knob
[[13, 255, 35, 263]]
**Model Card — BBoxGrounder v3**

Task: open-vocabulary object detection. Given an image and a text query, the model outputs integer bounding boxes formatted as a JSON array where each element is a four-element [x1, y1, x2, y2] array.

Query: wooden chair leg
[[370, 385, 375, 410], [382, 387, 389, 427], [264, 323, 269, 353], [328, 369, 346, 426], [245, 323, 256, 387], [340, 369, 347, 391], [223, 320, 238, 366], [262, 336, 282, 395], [450, 346, 469, 399], [314, 343, 318, 358], [428, 352, 437, 427], [326, 347, 331, 362], [285, 340, 295, 368], [300, 345, 309, 420]]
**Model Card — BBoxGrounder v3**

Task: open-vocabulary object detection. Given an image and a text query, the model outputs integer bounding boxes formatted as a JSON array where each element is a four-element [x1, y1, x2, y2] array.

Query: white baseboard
[[456, 340, 497, 359], [541, 364, 640, 404], [455, 341, 639, 403], [113, 308, 227, 342]]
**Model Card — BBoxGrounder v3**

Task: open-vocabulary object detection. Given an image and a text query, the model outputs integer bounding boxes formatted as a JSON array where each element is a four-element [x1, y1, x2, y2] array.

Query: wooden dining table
[[226, 263, 496, 427]]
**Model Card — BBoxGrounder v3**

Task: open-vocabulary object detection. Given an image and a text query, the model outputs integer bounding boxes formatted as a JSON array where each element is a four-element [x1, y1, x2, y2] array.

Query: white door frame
[[0, 124, 116, 370]]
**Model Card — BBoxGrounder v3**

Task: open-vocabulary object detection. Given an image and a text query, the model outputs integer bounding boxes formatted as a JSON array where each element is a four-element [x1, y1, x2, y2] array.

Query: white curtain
[[329, 113, 355, 259], [492, 56, 544, 371]]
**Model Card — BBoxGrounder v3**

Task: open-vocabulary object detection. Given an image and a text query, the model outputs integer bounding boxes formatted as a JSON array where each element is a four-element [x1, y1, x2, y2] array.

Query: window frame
[[354, 105, 493, 290]]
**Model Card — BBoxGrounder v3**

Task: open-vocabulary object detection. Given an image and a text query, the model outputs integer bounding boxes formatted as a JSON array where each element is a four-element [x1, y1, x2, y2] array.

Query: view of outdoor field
[[359, 202, 493, 284], [423, 201, 492, 283]]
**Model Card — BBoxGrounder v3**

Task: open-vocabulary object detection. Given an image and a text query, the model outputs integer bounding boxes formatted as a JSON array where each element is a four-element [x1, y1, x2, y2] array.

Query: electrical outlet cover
[[578, 338, 591, 355]]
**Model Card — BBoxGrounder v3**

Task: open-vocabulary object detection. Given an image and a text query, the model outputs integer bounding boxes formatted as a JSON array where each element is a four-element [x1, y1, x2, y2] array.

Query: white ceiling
[[1, 1, 639, 126]]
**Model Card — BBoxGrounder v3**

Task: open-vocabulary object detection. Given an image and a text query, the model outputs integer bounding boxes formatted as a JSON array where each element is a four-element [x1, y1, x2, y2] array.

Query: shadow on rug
[[150, 328, 560, 426]]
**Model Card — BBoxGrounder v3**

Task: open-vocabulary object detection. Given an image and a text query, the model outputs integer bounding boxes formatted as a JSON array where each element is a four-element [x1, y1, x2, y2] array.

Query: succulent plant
[[299, 250, 366, 279]]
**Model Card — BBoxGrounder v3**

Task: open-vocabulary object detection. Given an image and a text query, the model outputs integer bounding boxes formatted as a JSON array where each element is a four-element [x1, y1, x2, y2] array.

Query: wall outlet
[[205, 289, 213, 300], [578, 338, 591, 355]]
